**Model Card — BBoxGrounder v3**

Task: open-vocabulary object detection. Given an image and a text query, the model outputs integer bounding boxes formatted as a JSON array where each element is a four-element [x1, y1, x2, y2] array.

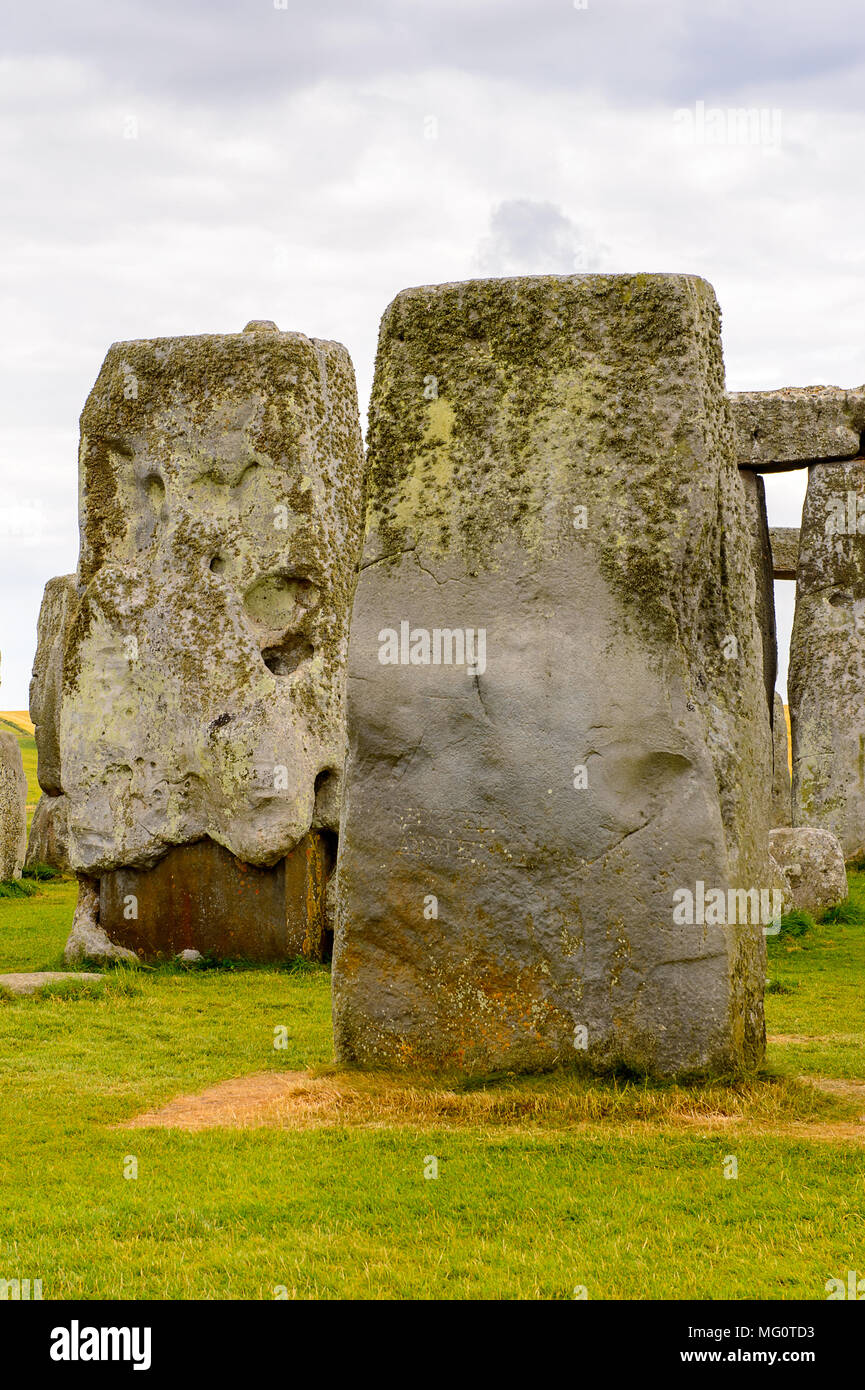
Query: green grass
[[766, 870, 865, 1079], [0, 876, 864, 1300]]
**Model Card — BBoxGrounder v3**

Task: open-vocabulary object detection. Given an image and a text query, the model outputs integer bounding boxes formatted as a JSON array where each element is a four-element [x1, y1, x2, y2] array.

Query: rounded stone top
[[243, 320, 280, 333]]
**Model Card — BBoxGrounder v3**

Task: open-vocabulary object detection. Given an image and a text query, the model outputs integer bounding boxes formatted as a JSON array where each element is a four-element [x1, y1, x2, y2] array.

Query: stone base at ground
[[97, 833, 335, 961], [64, 876, 139, 965], [768, 827, 847, 916]]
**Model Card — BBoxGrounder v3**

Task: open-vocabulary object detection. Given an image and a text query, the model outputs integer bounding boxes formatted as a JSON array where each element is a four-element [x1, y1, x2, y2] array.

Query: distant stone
[[740, 470, 777, 712], [177, 948, 204, 964], [0, 728, 27, 881], [768, 827, 847, 916], [731, 386, 865, 470], [789, 459, 865, 856], [29, 574, 77, 798], [334, 273, 773, 1078], [772, 693, 792, 828], [242, 320, 279, 332], [0, 971, 104, 997], [25, 793, 70, 874], [769, 527, 799, 579]]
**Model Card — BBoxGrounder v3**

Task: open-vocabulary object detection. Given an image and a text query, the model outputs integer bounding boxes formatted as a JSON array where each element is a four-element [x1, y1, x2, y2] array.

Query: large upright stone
[[772, 692, 792, 828], [789, 458, 865, 857], [61, 323, 365, 958], [334, 274, 773, 1077]]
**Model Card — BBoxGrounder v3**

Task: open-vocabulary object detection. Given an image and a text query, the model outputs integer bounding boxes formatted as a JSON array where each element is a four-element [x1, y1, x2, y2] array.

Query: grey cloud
[[472, 199, 607, 276], [7, 0, 865, 109]]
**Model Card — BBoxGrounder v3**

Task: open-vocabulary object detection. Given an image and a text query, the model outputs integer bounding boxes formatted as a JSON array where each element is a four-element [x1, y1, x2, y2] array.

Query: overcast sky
[[2, 0, 863, 705]]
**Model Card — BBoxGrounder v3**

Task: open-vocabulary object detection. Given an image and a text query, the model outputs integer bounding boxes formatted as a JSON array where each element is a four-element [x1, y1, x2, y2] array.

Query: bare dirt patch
[[118, 1067, 865, 1143]]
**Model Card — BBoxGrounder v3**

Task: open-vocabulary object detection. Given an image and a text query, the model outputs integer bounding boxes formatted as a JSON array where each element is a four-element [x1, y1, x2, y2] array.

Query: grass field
[[0, 878, 863, 1300]]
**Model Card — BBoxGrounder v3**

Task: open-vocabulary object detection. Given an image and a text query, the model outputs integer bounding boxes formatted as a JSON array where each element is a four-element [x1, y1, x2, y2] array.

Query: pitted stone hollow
[[59, 325, 365, 962], [334, 272, 772, 1079]]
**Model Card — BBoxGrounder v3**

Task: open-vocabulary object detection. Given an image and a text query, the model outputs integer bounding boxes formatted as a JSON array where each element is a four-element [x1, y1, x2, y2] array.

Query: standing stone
[[334, 274, 773, 1077], [772, 692, 792, 828], [740, 470, 777, 715], [0, 654, 27, 881], [27, 574, 77, 872], [25, 793, 70, 873], [0, 731, 27, 881], [789, 458, 865, 857], [30, 574, 76, 798], [61, 324, 365, 960]]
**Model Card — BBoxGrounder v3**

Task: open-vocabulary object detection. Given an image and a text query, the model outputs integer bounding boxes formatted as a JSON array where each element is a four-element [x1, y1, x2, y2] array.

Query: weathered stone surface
[[60, 325, 364, 960], [772, 692, 792, 828], [768, 853, 792, 922], [0, 729, 27, 881], [769, 527, 799, 579], [741, 470, 777, 714], [334, 273, 773, 1078], [63, 327, 364, 871], [29, 574, 77, 798], [789, 459, 865, 856], [64, 876, 138, 965], [25, 793, 70, 873], [0, 971, 103, 997], [732, 386, 865, 470], [99, 833, 334, 961], [768, 827, 847, 915]]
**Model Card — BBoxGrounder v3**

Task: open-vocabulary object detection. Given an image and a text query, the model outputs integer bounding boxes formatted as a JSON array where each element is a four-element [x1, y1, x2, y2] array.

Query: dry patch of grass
[[118, 1064, 863, 1140]]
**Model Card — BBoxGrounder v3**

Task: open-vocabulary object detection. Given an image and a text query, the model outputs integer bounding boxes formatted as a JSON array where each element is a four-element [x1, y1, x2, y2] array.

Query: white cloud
[[1, 4, 864, 702]]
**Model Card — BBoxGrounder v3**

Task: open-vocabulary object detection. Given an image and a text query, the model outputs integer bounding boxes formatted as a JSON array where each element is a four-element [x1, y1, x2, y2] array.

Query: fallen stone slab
[[769, 527, 799, 579], [732, 386, 865, 470], [0, 971, 104, 997], [768, 827, 847, 916], [334, 272, 773, 1078]]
